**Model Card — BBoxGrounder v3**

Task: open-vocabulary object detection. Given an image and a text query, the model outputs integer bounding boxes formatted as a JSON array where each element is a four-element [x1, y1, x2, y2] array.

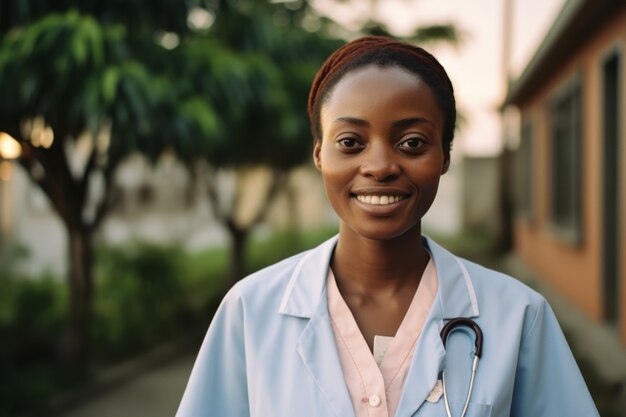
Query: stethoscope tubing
[[440, 318, 484, 417]]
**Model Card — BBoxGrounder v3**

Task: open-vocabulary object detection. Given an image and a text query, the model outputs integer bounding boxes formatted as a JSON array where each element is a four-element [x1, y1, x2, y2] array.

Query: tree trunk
[[59, 225, 94, 370], [284, 180, 301, 247], [227, 221, 249, 285]]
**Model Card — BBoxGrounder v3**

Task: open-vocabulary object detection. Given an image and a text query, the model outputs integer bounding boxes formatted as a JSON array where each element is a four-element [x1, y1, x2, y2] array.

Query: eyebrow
[[333, 116, 435, 128]]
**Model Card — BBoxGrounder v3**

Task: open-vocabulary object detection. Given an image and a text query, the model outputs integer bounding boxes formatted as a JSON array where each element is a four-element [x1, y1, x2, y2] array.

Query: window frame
[[515, 117, 535, 220], [547, 71, 584, 245]]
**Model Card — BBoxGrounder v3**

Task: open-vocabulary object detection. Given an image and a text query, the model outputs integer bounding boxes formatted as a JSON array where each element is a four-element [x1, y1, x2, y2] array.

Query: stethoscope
[[440, 317, 484, 417]]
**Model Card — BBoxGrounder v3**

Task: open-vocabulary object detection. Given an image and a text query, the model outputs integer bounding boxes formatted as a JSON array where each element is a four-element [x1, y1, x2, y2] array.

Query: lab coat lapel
[[296, 301, 356, 417], [394, 315, 446, 417], [396, 237, 481, 416], [278, 235, 355, 417]]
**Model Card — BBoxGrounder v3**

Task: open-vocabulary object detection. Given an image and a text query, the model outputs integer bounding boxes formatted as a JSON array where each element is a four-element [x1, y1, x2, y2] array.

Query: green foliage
[[0, 10, 183, 162], [245, 226, 338, 275], [0, 227, 338, 415], [93, 244, 185, 359], [0, 264, 69, 416], [0, 0, 194, 36], [0, 0, 343, 377], [0, 241, 226, 415]]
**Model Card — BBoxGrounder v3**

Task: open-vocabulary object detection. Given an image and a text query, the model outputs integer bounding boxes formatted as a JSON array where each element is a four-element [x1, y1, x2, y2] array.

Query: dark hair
[[308, 36, 456, 157]]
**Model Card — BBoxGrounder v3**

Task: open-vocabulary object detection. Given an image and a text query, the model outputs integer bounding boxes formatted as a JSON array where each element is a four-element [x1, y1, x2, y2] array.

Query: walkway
[[58, 355, 194, 417]]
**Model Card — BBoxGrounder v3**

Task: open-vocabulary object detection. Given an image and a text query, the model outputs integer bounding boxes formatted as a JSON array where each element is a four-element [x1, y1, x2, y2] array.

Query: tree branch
[[80, 145, 98, 195], [89, 153, 121, 232], [248, 168, 286, 228], [201, 162, 227, 223]]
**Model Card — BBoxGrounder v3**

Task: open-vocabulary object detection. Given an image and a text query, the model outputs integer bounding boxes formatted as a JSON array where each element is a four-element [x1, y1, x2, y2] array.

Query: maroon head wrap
[[307, 36, 456, 154]]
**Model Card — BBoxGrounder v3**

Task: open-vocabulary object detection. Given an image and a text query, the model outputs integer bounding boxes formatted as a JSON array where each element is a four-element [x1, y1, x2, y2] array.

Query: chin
[[342, 222, 422, 242]]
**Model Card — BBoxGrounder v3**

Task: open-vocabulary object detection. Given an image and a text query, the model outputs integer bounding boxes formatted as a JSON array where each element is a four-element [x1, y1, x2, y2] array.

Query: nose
[[359, 145, 401, 181]]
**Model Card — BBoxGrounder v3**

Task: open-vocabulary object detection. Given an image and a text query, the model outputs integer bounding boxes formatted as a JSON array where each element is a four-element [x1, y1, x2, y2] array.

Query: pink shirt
[[327, 260, 438, 417]]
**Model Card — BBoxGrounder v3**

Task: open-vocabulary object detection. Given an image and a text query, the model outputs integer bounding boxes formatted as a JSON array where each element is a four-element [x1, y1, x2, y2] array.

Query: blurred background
[[0, 0, 624, 416]]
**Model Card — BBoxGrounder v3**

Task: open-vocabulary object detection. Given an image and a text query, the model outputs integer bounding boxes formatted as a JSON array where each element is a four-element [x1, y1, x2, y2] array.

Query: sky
[[311, 0, 565, 156]]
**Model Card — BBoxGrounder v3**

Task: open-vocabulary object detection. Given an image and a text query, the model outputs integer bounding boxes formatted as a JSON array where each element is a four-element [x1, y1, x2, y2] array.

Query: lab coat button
[[368, 394, 381, 407]]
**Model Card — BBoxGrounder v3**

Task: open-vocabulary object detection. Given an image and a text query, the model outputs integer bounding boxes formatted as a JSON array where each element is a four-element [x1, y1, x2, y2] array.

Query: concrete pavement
[[57, 355, 194, 417]]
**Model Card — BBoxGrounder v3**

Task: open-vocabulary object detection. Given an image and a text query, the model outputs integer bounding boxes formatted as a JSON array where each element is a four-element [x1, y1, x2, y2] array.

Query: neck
[[331, 224, 430, 295]]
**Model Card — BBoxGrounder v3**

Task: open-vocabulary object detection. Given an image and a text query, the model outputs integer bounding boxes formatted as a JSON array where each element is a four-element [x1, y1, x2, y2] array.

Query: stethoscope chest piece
[[440, 318, 484, 417]]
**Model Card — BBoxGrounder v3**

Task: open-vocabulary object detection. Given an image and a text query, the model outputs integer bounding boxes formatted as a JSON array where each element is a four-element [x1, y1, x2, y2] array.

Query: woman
[[177, 36, 598, 417]]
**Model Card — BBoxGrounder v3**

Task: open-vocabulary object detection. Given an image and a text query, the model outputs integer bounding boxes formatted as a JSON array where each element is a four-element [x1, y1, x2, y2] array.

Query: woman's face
[[314, 65, 448, 241]]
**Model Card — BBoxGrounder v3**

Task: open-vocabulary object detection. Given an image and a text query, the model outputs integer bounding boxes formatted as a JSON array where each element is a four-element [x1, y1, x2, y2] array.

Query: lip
[[350, 186, 412, 197]]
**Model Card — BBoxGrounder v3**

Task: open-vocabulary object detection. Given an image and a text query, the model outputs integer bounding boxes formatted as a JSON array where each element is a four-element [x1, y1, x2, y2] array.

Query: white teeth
[[356, 195, 404, 205]]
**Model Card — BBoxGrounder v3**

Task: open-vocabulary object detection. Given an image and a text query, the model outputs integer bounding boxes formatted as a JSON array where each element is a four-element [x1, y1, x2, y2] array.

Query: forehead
[[321, 65, 443, 129]]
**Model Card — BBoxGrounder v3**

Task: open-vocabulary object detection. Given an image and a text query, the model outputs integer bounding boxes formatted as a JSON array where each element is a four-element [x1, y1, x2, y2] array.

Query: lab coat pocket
[[412, 400, 492, 417]]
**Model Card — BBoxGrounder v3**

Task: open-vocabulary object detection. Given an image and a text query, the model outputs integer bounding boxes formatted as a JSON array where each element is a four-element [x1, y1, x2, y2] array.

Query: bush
[[246, 226, 338, 274], [0, 250, 69, 416], [92, 243, 189, 361]]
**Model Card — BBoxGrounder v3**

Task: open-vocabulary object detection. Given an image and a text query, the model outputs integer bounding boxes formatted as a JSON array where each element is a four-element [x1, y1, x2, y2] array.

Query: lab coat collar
[[278, 234, 480, 320], [277, 235, 337, 318], [424, 236, 480, 319], [278, 234, 480, 417]]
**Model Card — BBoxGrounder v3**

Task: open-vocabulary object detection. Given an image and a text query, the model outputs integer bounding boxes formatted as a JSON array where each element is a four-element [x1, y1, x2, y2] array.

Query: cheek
[[320, 165, 349, 195], [412, 153, 444, 176], [319, 147, 350, 186]]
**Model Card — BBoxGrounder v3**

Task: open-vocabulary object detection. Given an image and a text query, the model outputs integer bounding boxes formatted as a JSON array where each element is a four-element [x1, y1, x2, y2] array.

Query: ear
[[441, 155, 450, 175], [313, 142, 322, 171]]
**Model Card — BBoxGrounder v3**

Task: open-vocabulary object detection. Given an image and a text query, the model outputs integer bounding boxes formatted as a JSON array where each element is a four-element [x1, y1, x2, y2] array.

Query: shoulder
[[461, 257, 544, 305], [425, 236, 545, 314], [457, 256, 553, 338]]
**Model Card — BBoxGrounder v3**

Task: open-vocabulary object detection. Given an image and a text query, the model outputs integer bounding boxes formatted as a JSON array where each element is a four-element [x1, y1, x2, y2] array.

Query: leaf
[[70, 26, 88, 65], [411, 24, 464, 46], [102, 67, 120, 104], [181, 97, 220, 139]]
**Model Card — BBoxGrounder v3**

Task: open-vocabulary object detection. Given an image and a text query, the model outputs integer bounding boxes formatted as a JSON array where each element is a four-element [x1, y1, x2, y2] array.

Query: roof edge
[[505, 0, 588, 106]]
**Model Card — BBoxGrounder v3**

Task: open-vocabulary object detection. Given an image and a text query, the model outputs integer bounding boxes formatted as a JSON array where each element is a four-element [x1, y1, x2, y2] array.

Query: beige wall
[[514, 8, 626, 344]]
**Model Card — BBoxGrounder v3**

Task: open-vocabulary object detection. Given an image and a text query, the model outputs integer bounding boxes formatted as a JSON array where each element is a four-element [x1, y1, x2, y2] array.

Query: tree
[[0, 8, 218, 367], [316, 0, 463, 45], [174, 1, 341, 282], [0, 0, 338, 364]]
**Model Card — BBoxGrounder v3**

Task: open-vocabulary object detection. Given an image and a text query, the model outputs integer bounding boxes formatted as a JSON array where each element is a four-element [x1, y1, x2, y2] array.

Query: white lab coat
[[177, 235, 599, 417]]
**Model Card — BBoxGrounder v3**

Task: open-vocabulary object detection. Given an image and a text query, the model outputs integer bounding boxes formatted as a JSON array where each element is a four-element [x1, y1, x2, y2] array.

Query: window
[[602, 50, 621, 323], [516, 120, 534, 218], [549, 74, 583, 243]]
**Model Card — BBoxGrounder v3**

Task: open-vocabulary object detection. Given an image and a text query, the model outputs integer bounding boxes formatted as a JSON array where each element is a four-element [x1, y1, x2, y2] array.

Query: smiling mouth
[[353, 194, 408, 205]]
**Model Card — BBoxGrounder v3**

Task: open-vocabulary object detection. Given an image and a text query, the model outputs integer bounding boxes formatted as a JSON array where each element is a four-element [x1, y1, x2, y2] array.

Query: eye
[[337, 137, 364, 150], [397, 136, 426, 151]]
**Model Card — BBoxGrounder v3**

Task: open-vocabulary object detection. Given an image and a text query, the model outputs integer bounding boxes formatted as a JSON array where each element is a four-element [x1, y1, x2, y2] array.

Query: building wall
[[514, 7, 626, 344], [462, 156, 500, 238]]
